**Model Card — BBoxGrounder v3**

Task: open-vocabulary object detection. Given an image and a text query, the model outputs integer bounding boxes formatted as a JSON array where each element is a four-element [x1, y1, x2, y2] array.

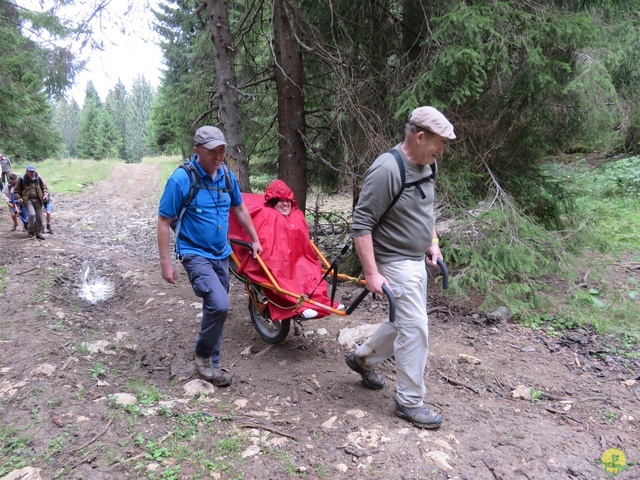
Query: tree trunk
[[273, 0, 308, 211], [205, 0, 251, 192]]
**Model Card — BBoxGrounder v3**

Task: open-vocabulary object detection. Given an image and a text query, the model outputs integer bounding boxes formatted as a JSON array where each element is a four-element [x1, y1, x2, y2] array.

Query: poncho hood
[[264, 180, 298, 210]]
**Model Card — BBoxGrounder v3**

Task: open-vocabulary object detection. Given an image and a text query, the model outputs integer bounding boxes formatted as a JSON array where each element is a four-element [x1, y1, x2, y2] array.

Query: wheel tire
[[248, 285, 290, 343]]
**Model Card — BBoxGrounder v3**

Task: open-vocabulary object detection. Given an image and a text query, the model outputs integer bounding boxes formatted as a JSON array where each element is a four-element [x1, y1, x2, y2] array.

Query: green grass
[[0, 424, 35, 477], [521, 156, 640, 342], [143, 155, 183, 199], [11, 158, 122, 195]]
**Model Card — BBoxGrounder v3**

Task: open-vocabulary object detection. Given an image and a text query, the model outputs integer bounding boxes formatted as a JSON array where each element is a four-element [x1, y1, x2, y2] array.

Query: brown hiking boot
[[395, 401, 443, 429], [209, 368, 232, 387], [194, 353, 232, 387], [47, 224, 53, 234], [346, 352, 385, 390], [194, 353, 215, 381]]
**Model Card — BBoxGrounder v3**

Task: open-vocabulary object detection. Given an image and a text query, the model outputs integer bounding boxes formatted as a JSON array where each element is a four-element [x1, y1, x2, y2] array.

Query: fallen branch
[[540, 391, 573, 402], [67, 418, 113, 454], [234, 421, 298, 440], [17, 266, 39, 276], [541, 406, 582, 424], [428, 306, 450, 315], [198, 409, 297, 440], [440, 373, 480, 394]]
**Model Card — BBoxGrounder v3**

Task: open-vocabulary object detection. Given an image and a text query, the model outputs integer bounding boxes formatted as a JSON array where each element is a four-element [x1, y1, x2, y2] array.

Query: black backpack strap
[[173, 161, 234, 256], [386, 149, 406, 213], [172, 162, 197, 243], [378, 149, 436, 223]]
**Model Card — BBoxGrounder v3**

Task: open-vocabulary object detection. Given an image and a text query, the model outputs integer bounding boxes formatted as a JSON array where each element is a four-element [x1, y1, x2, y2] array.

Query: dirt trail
[[0, 163, 638, 479]]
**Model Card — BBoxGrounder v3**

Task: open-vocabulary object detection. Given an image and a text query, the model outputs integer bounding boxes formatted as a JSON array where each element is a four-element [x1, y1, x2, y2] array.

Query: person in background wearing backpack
[[0, 154, 11, 185], [157, 126, 263, 387], [14, 165, 49, 240], [345, 106, 455, 429]]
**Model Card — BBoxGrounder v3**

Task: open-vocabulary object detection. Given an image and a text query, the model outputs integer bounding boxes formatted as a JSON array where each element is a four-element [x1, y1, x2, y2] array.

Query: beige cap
[[409, 106, 456, 140]]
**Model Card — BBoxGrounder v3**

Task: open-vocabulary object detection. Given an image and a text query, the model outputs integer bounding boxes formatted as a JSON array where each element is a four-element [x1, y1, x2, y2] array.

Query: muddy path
[[0, 162, 638, 479]]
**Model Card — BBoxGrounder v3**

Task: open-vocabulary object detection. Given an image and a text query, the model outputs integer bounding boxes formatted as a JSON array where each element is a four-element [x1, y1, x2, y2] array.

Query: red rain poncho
[[229, 180, 334, 321]]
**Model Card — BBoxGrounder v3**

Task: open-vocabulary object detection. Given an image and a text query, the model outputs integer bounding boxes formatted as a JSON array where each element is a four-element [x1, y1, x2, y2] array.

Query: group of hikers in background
[[1, 156, 53, 239]]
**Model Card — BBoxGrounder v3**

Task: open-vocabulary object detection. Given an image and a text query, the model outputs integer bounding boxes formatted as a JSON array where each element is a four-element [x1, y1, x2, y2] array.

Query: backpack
[[379, 149, 437, 221], [171, 160, 232, 240], [16, 175, 46, 199]]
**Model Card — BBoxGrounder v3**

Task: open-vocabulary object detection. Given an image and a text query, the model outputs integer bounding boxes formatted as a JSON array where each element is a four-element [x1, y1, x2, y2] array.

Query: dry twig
[[440, 373, 480, 394], [67, 418, 113, 454]]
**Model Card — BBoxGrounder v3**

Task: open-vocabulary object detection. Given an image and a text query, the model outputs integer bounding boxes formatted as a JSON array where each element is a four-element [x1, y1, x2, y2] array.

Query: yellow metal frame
[[230, 239, 365, 317]]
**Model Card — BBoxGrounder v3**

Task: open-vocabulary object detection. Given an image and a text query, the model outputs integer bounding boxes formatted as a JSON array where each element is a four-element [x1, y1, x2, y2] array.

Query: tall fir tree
[[105, 80, 129, 160], [76, 82, 103, 159], [0, 0, 73, 160], [125, 75, 154, 163], [95, 108, 123, 159], [53, 98, 81, 157]]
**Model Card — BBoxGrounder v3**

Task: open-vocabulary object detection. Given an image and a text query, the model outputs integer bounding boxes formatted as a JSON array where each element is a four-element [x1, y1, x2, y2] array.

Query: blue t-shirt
[[158, 158, 242, 259]]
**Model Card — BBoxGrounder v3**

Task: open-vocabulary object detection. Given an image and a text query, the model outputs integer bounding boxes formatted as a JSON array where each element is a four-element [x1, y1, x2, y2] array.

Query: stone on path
[[338, 324, 380, 348], [183, 379, 215, 397], [0, 467, 43, 480]]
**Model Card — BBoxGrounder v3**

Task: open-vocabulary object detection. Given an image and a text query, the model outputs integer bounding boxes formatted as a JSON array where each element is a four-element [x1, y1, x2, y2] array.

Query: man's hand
[[365, 271, 388, 296], [160, 260, 178, 284], [426, 242, 443, 268], [251, 241, 263, 258]]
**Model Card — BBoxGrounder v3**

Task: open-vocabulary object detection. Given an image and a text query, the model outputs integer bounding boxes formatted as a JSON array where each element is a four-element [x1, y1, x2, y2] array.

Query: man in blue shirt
[[157, 126, 262, 386]]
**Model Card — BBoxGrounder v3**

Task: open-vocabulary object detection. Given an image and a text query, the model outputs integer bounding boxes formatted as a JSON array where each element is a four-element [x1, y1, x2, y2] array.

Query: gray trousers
[[25, 198, 44, 234], [181, 254, 230, 368], [355, 259, 429, 408]]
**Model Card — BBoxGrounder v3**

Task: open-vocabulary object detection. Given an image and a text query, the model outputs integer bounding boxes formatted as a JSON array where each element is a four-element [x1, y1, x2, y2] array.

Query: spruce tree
[[105, 80, 129, 160], [124, 75, 154, 163], [53, 98, 81, 158], [76, 82, 103, 159]]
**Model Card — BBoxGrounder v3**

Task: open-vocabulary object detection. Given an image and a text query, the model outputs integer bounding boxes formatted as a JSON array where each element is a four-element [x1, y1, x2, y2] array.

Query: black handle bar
[[437, 258, 449, 290], [346, 284, 396, 323]]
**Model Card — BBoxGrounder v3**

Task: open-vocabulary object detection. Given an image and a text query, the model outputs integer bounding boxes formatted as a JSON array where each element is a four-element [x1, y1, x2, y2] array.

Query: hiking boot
[[28, 231, 34, 238], [11, 224, 17, 231], [395, 401, 443, 429], [209, 368, 232, 387], [194, 353, 232, 387], [346, 352, 385, 390], [194, 353, 215, 381], [47, 224, 53, 234], [36, 233, 45, 240]]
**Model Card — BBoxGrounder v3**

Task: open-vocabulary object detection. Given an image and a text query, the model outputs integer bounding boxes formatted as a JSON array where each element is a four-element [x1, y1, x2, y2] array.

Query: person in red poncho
[[233, 180, 339, 321]]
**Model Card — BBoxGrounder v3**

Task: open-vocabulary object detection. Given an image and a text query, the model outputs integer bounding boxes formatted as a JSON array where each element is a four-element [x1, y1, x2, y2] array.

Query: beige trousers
[[355, 259, 429, 407]]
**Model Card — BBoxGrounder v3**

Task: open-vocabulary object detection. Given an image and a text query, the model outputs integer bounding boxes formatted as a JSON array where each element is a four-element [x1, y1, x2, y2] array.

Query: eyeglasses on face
[[198, 145, 226, 155]]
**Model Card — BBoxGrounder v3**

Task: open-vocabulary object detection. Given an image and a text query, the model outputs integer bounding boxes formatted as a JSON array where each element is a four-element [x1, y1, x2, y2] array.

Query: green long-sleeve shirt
[[352, 145, 435, 263]]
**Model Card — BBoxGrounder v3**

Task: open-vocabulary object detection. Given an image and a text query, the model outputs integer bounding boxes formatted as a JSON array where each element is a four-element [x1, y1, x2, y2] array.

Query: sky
[[68, 0, 165, 105], [18, 0, 165, 105]]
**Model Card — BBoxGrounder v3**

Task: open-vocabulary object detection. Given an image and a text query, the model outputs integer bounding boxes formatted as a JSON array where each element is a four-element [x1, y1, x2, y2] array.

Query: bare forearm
[[157, 216, 173, 264], [354, 234, 378, 277]]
